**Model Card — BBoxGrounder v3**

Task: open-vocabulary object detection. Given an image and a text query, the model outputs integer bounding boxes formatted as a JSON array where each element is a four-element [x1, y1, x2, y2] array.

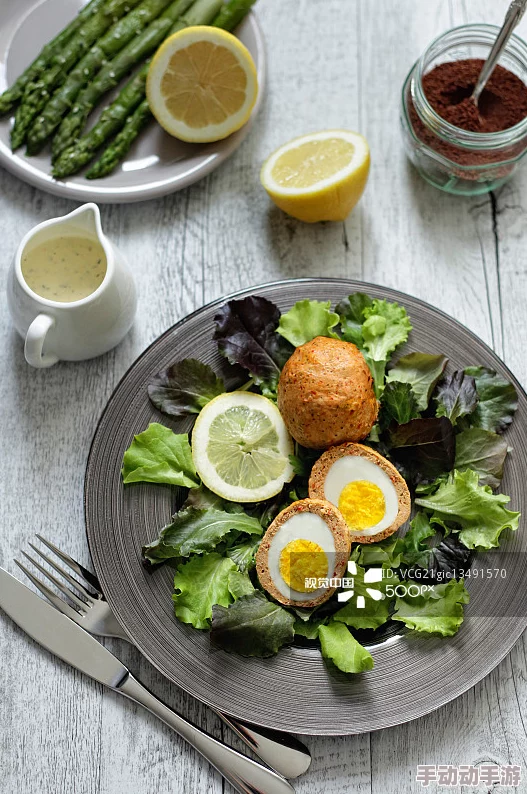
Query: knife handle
[[116, 673, 295, 794]]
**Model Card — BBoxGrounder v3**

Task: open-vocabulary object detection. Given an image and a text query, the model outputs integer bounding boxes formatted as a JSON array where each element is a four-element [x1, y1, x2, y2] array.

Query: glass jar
[[400, 24, 527, 195]]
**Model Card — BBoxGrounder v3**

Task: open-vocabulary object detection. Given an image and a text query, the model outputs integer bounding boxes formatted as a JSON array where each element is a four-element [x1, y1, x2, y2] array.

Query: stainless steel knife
[[0, 568, 294, 794]]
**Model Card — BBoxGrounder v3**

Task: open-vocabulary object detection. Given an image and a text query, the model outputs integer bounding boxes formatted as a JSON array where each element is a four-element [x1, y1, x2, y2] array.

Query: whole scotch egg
[[309, 443, 410, 543], [277, 336, 378, 449], [255, 499, 351, 608]]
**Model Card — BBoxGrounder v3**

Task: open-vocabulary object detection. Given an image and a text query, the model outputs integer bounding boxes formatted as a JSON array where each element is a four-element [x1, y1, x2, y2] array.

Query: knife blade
[[0, 568, 295, 794], [0, 567, 128, 687]]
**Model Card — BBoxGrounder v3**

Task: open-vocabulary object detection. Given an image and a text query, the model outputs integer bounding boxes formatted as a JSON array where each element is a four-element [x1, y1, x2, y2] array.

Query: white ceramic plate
[[0, 0, 266, 202]]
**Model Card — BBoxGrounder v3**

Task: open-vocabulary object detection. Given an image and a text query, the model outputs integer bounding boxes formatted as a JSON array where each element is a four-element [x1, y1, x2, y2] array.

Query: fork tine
[[28, 542, 96, 603], [20, 551, 89, 611], [35, 534, 101, 594], [14, 559, 83, 622]]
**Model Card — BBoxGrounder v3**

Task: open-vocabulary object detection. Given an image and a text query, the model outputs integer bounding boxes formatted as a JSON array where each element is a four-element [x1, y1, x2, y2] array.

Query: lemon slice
[[260, 130, 370, 223], [146, 26, 258, 143], [192, 392, 294, 502]]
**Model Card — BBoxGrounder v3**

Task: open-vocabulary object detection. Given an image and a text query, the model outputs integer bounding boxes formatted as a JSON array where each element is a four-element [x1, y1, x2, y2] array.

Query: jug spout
[[64, 202, 103, 240]]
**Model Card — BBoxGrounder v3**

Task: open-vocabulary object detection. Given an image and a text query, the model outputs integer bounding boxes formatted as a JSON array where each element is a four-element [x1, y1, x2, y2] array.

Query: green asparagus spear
[[0, 0, 107, 116], [51, 0, 202, 160], [10, 0, 143, 150], [53, 0, 256, 179], [86, 99, 151, 178], [26, 0, 174, 155], [211, 0, 257, 29]]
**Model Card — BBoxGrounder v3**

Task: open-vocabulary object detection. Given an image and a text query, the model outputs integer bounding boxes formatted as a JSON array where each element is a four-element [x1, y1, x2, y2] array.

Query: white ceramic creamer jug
[[7, 203, 137, 368]]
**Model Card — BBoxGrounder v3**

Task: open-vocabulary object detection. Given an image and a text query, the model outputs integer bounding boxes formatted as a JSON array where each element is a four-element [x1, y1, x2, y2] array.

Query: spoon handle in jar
[[472, 0, 527, 103]]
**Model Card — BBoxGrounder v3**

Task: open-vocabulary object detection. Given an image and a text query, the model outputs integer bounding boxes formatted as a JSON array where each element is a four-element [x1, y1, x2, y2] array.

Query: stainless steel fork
[[16, 535, 311, 780]]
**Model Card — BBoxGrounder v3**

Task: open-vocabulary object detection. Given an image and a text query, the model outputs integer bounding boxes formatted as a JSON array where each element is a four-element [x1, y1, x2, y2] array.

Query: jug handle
[[25, 314, 59, 369]]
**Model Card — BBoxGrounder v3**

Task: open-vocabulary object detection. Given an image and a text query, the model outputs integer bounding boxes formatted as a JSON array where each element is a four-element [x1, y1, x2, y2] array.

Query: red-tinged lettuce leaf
[[387, 353, 448, 411], [454, 427, 509, 489], [211, 591, 295, 657], [213, 296, 294, 389], [464, 366, 518, 433], [435, 370, 478, 425], [148, 359, 225, 418], [388, 417, 455, 481]]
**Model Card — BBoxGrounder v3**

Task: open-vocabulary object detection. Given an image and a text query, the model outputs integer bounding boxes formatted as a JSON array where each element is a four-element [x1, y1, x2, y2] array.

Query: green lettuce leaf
[[226, 537, 261, 572], [361, 299, 412, 364], [294, 618, 324, 639], [319, 621, 374, 673], [173, 553, 236, 629], [277, 299, 339, 347], [333, 564, 397, 630], [387, 353, 448, 411], [211, 591, 295, 657], [379, 381, 420, 427], [228, 570, 255, 599], [147, 359, 225, 418], [455, 427, 509, 489], [142, 506, 263, 563], [415, 468, 520, 550], [122, 423, 199, 487], [435, 370, 478, 425], [465, 366, 518, 433], [356, 537, 403, 568], [399, 512, 436, 568], [336, 292, 373, 346], [392, 578, 469, 637]]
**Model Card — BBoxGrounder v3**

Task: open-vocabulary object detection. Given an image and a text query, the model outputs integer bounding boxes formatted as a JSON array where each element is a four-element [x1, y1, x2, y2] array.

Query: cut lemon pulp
[[192, 392, 294, 502], [147, 26, 258, 143], [260, 130, 370, 223]]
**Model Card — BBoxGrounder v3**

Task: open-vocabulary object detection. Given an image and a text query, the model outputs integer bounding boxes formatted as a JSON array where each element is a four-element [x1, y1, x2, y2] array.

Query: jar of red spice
[[401, 24, 527, 195]]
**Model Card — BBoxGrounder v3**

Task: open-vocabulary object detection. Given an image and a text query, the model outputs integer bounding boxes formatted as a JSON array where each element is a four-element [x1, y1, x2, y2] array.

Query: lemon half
[[147, 26, 258, 143], [192, 392, 294, 502], [260, 130, 370, 223]]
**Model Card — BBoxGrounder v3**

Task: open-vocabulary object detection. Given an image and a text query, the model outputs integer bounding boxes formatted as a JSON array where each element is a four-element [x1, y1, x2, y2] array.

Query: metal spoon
[[472, 0, 527, 105]]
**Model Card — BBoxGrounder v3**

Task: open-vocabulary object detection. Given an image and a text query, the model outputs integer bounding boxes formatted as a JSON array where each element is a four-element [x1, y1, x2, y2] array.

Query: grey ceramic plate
[[85, 279, 527, 735], [0, 0, 265, 203]]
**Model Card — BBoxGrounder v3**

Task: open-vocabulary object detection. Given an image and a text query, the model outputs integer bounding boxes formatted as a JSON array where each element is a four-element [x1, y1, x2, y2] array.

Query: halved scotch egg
[[255, 499, 351, 608], [309, 443, 410, 544]]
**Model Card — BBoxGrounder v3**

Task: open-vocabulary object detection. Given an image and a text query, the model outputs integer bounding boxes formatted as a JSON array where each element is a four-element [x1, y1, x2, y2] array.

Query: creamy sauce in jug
[[21, 235, 107, 302]]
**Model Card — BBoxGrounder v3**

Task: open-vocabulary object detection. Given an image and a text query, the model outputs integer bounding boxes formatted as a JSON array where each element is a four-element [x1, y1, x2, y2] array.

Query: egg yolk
[[279, 539, 328, 592], [338, 480, 386, 530]]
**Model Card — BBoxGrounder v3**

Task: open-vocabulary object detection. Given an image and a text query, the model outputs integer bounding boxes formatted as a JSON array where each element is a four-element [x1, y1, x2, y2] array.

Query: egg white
[[323, 456, 399, 536], [267, 513, 337, 602]]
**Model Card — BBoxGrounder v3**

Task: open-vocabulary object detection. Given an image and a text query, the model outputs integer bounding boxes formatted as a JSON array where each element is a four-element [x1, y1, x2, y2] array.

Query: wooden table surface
[[1, 1, 527, 792]]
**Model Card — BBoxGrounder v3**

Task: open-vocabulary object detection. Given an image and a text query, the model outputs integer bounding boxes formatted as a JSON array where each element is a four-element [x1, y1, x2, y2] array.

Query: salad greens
[[465, 366, 519, 433], [415, 468, 520, 550], [277, 299, 339, 347], [435, 370, 478, 425], [143, 504, 262, 563], [386, 352, 447, 410], [319, 621, 374, 673], [392, 579, 469, 637], [211, 592, 295, 657], [120, 291, 520, 676], [147, 359, 225, 418], [122, 422, 198, 487]]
